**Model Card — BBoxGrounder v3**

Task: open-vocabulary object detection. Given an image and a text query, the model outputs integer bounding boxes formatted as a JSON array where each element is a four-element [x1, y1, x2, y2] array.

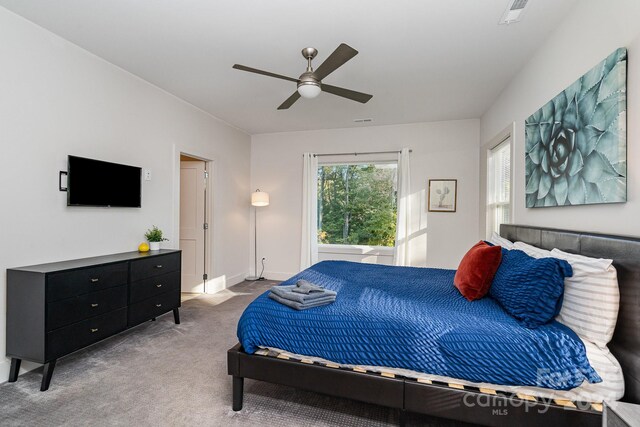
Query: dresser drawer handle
[[91, 303, 99, 308], [156, 304, 162, 307], [155, 265, 163, 269], [90, 278, 99, 283], [156, 284, 163, 288], [90, 328, 99, 333]]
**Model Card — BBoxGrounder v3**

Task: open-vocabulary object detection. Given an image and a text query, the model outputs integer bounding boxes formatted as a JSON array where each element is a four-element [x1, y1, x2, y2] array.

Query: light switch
[[144, 169, 152, 181]]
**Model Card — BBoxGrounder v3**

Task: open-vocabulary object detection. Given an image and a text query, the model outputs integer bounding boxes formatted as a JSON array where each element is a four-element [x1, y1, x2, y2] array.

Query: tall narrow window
[[317, 162, 397, 247], [487, 138, 512, 237]]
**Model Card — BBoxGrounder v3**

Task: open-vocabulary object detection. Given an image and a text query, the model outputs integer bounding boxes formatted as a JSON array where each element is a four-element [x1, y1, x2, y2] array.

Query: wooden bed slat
[[554, 399, 577, 408], [516, 393, 536, 401]]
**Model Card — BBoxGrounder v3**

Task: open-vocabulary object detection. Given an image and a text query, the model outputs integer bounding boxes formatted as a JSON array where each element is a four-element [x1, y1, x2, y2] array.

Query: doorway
[[180, 154, 209, 293]]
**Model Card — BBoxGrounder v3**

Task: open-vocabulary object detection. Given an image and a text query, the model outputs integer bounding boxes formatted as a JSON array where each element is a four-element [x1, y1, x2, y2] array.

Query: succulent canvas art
[[525, 48, 627, 208]]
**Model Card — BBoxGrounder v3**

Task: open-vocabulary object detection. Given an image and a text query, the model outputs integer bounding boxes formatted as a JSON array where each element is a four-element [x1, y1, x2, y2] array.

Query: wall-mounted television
[[67, 155, 142, 208]]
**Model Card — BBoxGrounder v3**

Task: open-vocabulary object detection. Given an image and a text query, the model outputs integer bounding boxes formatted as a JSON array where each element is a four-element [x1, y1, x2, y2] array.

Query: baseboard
[[227, 272, 247, 286], [0, 358, 41, 385], [263, 271, 296, 281], [205, 271, 247, 294], [0, 359, 8, 384]]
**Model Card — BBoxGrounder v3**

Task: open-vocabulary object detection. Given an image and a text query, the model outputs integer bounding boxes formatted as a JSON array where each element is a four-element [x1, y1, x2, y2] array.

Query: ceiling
[[0, 0, 578, 135]]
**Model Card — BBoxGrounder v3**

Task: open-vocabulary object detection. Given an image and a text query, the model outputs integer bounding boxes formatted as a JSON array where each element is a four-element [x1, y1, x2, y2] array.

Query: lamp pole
[[246, 189, 269, 281], [246, 206, 260, 281], [253, 206, 259, 279]]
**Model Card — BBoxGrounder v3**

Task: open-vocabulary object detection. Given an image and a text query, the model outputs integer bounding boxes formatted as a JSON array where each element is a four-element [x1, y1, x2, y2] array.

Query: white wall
[[0, 8, 251, 381], [481, 0, 640, 237], [250, 119, 480, 279]]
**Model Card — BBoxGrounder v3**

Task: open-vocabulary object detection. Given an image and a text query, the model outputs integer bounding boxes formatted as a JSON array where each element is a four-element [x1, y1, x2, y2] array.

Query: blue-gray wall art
[[525, 48, 627, 208]]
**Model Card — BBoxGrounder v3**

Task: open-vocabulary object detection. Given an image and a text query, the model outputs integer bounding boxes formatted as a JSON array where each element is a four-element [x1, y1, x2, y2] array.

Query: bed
[[227, 224, 640, 426]]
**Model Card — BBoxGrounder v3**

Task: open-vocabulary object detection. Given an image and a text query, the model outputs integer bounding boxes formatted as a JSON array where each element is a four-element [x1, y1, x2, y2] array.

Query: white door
[[180, 160, 206, 293]]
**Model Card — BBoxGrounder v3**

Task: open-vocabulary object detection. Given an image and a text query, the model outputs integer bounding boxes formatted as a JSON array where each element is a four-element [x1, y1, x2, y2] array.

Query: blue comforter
[[237, 261, 601, 390]]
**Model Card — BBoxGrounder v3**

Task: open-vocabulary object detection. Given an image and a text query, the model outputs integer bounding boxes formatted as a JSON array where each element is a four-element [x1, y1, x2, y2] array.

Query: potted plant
[[144, 225, 168, 251]]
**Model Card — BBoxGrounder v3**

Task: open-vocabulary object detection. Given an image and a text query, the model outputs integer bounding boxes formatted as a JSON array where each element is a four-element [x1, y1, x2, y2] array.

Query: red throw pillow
[[454, 241, 502, 301]]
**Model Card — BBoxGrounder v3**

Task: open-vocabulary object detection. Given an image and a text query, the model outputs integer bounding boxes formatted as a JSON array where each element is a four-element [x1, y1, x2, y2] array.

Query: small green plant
[[144, 225, 168, 243]]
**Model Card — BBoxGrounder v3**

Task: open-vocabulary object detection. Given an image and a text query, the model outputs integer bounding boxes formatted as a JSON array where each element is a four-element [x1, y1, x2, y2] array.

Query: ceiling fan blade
[[232, 64, 298, 83], [277, 91, 301, 110], [321, 84, 373, 104], [313, 43, 358, 81]]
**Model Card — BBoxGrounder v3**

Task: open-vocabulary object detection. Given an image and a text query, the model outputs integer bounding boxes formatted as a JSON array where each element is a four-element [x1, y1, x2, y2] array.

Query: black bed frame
[[228, 224, 640, 426]]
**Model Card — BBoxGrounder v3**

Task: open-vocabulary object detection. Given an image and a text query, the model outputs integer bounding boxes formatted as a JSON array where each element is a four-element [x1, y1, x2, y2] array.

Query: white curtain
[[393, 148, 411, 266], [300, 153, 318, 270]]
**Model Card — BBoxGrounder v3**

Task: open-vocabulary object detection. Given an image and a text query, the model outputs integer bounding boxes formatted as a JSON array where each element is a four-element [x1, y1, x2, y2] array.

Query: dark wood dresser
[[6, 249, 181, 391]]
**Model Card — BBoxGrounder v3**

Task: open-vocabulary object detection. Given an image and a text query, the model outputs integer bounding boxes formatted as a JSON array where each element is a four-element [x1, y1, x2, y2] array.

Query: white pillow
[[488, 232, 514, 249], [513, 241, 552, 259], [550, 248, 619, 348]]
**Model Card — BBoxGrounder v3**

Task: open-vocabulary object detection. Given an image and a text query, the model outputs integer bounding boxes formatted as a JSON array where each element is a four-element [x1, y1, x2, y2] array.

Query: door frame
[[172, 146, 214, 293]]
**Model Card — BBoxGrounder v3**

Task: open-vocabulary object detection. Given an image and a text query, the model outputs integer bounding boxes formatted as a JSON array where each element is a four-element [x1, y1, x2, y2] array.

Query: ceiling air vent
[[353, 118, 373, 123], [499, 0, 529, 25]]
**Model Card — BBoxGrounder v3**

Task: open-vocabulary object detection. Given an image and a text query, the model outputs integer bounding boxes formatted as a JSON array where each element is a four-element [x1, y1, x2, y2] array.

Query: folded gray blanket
[[292, 279, 325, 294], [268, 292, 336, 310], [270, 284, 337, 304]]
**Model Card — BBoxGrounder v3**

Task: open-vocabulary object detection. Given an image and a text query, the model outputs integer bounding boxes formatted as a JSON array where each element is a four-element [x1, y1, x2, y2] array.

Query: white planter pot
[[149, 241, 161, 251]]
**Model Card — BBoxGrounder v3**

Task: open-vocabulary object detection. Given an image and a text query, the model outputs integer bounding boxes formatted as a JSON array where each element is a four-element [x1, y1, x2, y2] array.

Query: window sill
[[318, 244, 395, 256]]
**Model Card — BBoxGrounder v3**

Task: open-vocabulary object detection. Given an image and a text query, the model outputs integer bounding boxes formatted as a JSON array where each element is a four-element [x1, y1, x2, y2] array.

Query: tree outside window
[[317, 163, 397, 247]]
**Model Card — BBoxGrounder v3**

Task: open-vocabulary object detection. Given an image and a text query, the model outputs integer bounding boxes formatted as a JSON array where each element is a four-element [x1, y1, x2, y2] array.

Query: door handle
[[156, 304, 162, 307], [91, 303, 99, 308], [90, 328, 99, 333], [156, 284, 162, 288], [155, 265, 163, 269], [90, 278, 99, 283]]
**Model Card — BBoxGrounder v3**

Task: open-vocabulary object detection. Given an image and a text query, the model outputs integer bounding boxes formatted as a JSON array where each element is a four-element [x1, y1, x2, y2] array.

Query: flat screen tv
[[67, 155, 142, 207]]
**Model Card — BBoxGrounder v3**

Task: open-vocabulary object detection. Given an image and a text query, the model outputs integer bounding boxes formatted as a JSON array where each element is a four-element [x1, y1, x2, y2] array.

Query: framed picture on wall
[[428, 179, 457, 212]]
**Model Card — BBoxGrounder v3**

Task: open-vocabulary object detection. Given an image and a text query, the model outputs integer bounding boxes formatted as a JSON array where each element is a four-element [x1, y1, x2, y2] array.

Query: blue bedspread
[[237, 261, 601, 390]]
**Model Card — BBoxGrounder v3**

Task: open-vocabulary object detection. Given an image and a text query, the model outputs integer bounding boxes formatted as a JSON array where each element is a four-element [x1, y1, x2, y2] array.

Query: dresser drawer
[[128, 289, 180, 327], [47, 285, 127, 331], [46, 308, 127, 360], [47, 263, 128, 302], [130, 270, 180, 304], [130, 253, 180, 282]]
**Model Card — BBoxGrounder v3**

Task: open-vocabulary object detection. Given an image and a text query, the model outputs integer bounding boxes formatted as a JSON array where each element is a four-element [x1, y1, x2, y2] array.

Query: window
[[487, 138, 512, 237], [317, 163, 397, 247]]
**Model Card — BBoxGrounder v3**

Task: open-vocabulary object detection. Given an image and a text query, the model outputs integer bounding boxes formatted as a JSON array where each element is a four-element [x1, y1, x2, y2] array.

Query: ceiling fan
[[233, 43, 373, 110]]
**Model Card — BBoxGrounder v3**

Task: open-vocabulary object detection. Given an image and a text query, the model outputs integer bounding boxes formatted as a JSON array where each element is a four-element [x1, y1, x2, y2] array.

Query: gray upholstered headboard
[[500, 224, 640, 404]]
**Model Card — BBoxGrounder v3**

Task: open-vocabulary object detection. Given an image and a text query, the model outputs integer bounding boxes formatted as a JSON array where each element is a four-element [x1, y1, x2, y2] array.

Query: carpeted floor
[[0, 280, 479, 427]]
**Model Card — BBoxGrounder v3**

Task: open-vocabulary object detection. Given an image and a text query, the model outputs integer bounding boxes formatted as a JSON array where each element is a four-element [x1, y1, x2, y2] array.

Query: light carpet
[[0, 280, 478, 427]]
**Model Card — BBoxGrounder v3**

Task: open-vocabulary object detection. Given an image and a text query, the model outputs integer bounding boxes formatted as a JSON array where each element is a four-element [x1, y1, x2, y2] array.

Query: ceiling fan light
[[298, 82, 321, 99]]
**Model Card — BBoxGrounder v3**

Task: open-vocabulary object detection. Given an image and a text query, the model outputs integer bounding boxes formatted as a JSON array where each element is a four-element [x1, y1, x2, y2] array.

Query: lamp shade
[[251, 190, 269, 207]]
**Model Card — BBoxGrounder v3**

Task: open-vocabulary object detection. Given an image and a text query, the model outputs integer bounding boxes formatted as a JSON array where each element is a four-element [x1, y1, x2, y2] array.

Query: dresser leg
[[232, 376, 244, 411], [40, 359, 57, 391], [8, 358, 21, 382], [173, 308, 180, 324]]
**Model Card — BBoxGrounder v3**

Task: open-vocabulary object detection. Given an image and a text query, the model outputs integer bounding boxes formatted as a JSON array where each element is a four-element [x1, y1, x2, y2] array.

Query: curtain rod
[[312, 149, 412, 158]]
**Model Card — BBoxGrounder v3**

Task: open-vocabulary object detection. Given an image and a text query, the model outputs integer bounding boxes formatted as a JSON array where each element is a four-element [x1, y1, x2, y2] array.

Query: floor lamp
[[246, 189, 269, 281]]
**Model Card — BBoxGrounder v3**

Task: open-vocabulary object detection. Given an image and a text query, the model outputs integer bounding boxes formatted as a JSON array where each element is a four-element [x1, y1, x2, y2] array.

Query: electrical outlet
[[144, 169, 152, 181]]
